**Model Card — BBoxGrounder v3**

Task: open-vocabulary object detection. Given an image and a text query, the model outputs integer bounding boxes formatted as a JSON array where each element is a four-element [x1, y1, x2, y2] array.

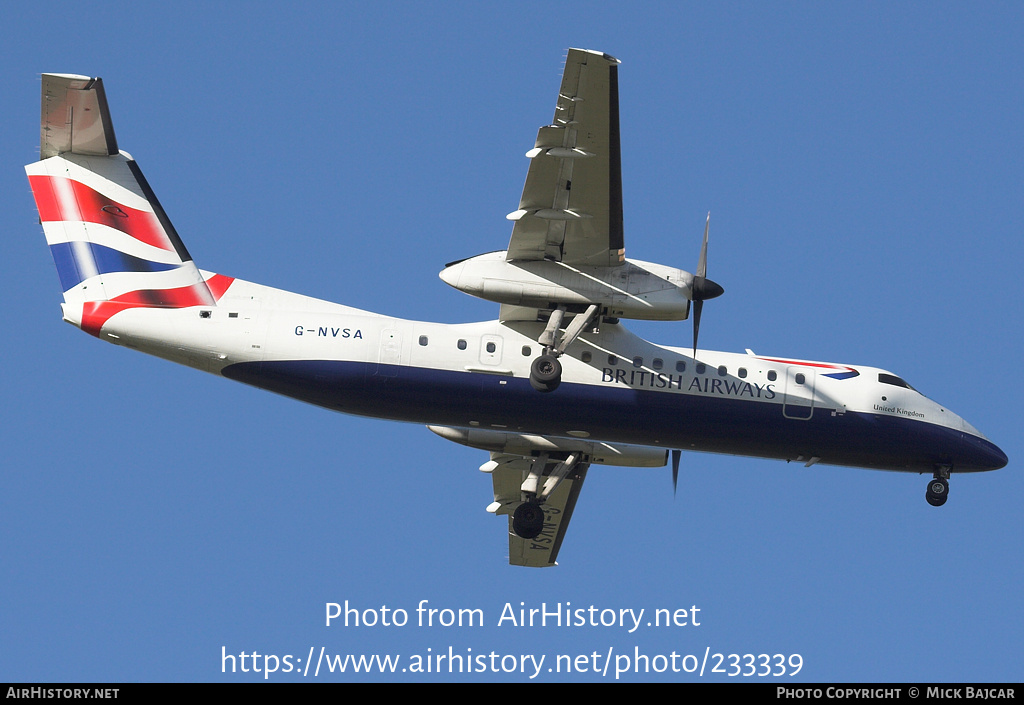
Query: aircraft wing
[[487, 453, 589, 568], [506, 48, 624, 268], [430, 424, 667, 567]]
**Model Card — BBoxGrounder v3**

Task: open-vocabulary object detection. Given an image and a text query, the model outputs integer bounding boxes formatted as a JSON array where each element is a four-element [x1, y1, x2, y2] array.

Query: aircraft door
[[783, 366, 816, 420], [376, 328, 402, 377], [479, 334, 503, 366]]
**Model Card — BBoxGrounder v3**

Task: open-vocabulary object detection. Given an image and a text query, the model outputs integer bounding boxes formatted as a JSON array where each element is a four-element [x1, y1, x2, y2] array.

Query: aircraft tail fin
[[25, 74, 231, 336]]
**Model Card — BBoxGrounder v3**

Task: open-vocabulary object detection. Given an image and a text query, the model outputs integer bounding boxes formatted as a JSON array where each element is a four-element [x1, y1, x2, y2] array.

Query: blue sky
[[2, 1, 1021, 682]]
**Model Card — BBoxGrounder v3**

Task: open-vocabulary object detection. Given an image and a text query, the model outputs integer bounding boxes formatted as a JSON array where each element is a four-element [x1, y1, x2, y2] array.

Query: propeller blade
[[672, 449, 681, 496], [689, 213, 723, 358], [696, 213, 710, 280], [692, 299, 703, 358]]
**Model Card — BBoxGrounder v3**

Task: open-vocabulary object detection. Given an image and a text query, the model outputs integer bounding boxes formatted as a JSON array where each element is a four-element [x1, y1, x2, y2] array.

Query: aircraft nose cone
[[961, 434, 1008, 472]]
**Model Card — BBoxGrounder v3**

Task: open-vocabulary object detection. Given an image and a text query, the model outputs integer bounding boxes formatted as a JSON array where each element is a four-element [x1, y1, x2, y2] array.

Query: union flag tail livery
[[26, 57, 1007, 568], [26, 74, 232, 337]]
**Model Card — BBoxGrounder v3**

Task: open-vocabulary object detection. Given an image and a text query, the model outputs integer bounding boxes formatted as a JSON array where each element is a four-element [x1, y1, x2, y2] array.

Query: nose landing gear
[[925, 468, 950, 507]]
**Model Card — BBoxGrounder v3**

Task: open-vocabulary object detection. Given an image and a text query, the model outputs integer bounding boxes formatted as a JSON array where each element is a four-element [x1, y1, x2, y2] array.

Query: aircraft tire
[[530, 354, 561, 393], [512, 501, 545, 539], [530, 375, 561, 393], [925, 478, 948, 507]]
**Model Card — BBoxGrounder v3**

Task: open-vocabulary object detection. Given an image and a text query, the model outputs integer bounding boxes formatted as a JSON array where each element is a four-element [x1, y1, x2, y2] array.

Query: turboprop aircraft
[[26, 50, 1007, 567]]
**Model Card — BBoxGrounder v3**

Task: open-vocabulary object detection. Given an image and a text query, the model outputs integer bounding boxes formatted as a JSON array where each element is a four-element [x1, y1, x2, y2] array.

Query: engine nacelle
[[439, 251, 693, 321], [428, 425, 669, 467]]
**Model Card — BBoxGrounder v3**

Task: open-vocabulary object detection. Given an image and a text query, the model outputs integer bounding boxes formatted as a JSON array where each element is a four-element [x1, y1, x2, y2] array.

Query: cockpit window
[[879, 373, 916, 391]]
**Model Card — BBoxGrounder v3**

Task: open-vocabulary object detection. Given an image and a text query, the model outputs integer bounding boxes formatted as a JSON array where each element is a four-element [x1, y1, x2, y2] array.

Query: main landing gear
[[512, 501, 545, 539], [529, 353, 562, 393], [510, 452, 586, 539], [528, 304, 600, 393], [925, 467, 950, 507]]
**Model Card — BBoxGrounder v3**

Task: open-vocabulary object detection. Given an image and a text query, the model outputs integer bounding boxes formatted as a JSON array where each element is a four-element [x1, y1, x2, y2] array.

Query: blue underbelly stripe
[[221, 359, 975, 472]]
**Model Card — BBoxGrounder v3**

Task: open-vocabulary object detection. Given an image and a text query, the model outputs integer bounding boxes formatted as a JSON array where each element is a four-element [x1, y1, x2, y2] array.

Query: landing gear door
[[783, 366, 816, 420]]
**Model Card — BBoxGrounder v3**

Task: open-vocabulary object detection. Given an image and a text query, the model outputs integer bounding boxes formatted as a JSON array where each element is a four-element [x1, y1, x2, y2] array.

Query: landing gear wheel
[[530, 354, 562, 393], [512, 501, 545, 539], [925, 477, 948, 507]]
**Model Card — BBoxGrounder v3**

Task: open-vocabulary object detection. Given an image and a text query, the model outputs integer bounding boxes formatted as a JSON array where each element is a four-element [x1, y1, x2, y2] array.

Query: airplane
[[26, 50, 1008, 567]]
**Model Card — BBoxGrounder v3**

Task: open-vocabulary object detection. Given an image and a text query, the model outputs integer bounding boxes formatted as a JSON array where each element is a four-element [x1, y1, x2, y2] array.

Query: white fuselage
[[73, 275, 1006, 475]]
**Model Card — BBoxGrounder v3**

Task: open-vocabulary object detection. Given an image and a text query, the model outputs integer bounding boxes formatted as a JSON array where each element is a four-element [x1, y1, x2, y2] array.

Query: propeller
[[690, 213, 725, 357], [671, 449, 681, 496]]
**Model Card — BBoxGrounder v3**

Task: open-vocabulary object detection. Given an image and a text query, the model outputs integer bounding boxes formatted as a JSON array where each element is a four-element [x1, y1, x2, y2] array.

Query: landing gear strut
[[528, 303, 600, 393], [510, 453, 584, 539], [926, 468, 950, 507]]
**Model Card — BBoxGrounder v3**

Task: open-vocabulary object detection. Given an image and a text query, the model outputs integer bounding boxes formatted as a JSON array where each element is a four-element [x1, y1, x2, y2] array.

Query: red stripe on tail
[[28, 175, 175, 252], [81, 274, 235, 336]]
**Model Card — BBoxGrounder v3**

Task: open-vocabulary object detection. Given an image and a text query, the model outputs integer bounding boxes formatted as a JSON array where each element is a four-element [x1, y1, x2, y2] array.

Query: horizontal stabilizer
[[40, 74, 118, 160]]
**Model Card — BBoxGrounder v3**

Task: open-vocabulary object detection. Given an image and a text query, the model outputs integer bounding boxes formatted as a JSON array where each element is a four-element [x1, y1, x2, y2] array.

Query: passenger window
[[653, 358, 663, 370], [696, 363, 706, 374], [633, 357, 643, 368], [486, 342, 496, 353], [418, 335, 428, 346], [457, 339, 467, 350], [768, 370, 778, 381], [739, 368, 747, 378], [608, 355, 618, 366], [675, 361, 686, 373], [718, 365, 727, 376], [581, 351, 592, 363], [522, 346, 531, 356], [795, 373, 805, 385]]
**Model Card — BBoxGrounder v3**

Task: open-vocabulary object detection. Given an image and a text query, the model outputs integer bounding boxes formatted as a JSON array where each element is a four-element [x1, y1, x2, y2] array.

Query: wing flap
[[497, 304, 542, 323], [507, 49, 624, 267]]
